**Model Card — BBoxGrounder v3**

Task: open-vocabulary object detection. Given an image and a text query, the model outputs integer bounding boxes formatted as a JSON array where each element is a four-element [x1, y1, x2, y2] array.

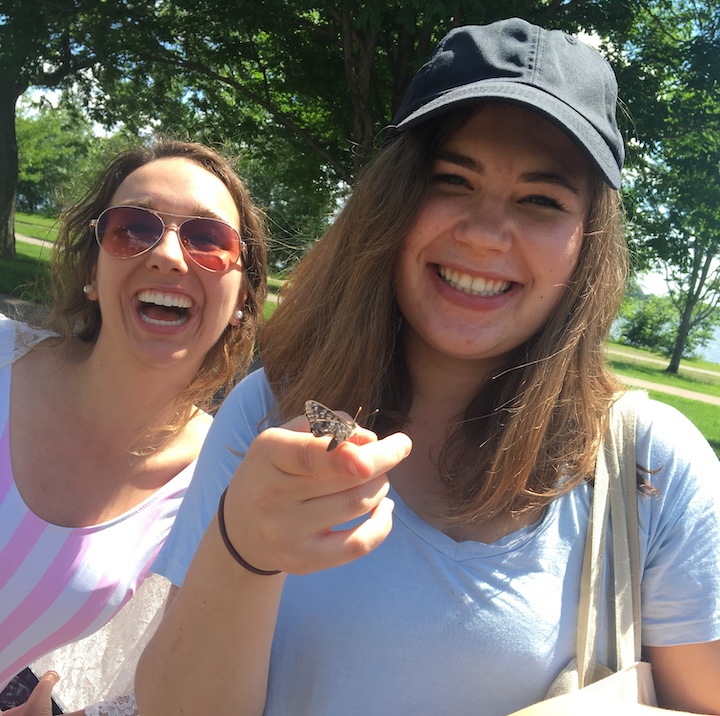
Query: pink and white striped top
[[0, 317, 193, 689]]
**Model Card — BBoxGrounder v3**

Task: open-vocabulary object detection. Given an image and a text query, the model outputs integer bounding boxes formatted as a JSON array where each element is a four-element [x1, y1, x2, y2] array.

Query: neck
[[401, 332, 505, 426], [60, 337, 199, 444]]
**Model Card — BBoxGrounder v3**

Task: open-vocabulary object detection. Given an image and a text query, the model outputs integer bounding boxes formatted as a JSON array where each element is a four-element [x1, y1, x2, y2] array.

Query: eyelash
[[525, 194, 566, 211], [433, 173, 469, 187], [432, 173, 567, 212]]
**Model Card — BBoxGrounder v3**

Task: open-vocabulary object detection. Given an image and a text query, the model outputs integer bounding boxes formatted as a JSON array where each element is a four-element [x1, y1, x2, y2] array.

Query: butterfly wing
[[304, 400, 357, 451]]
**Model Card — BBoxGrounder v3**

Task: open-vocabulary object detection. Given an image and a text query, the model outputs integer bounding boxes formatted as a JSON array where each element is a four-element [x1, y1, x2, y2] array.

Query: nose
[[455, 197, 513, 252], [145, 225, 190, 273]]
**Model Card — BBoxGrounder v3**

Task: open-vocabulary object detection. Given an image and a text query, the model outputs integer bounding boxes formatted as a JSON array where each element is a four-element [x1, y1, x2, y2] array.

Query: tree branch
[[146, 51, 351, 184]]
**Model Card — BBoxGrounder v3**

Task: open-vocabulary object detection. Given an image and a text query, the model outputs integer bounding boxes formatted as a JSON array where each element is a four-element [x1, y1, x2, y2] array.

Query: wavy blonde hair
[[260, 113, 626, 521], [46, 139, 268, 421]]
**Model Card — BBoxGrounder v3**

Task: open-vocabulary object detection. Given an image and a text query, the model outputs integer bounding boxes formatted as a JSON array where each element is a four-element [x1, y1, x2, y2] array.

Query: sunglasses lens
[[94, 207, 242, 272], [180, 218, 241, 272], [96, 207, 162, 258]]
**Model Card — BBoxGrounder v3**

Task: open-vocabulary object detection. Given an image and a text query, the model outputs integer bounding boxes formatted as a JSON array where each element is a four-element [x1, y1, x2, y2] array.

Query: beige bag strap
[[577, 392, 643, 686]]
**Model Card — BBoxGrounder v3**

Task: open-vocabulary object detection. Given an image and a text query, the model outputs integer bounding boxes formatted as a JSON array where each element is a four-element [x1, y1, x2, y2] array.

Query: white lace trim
[[31, 574, 169, 711], [0, 313, 56, 369], [85, 692, 139, 716]]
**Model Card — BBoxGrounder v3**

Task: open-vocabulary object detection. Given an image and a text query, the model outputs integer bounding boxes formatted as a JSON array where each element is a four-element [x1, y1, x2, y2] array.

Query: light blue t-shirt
[[154, 368, 720, 716]]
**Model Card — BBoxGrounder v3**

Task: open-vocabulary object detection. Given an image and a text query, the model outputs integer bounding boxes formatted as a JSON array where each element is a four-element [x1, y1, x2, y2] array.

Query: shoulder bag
[[509, 391, 692, 715]]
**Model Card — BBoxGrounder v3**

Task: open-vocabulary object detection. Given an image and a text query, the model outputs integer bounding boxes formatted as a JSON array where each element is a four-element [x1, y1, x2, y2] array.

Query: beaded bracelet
[[217, 487, 281, 576]]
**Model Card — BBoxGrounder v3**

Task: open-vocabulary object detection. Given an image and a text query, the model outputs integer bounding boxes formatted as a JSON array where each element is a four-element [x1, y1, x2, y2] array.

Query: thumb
[[7, 671, 60, 716]]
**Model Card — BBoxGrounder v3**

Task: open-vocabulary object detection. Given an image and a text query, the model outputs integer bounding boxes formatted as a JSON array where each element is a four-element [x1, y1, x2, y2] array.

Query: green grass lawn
[[608, 340, 720, 373], [608, 359, 720, 398], [607, 342, 720, 457], [0, 240, 52, 302], [14, 212, 59, 242], [641, 390, 720, 457]]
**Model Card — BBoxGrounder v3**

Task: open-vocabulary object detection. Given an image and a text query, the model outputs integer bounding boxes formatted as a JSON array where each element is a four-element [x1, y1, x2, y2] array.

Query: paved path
[[614, 374, 720, 406], [16, 232, 52, 249], [606, 347, 720, 406], [607, 347, 720, 378]]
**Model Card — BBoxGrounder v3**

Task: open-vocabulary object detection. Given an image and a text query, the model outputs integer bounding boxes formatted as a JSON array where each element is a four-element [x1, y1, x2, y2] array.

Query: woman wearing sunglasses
[[0, 139, 267, 711]]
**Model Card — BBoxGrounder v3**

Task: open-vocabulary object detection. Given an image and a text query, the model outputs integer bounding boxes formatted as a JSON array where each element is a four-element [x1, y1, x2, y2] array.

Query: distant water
[[639, 273, 720, 365], [611, 319, 720, 365], [702, 326, 720, 365]]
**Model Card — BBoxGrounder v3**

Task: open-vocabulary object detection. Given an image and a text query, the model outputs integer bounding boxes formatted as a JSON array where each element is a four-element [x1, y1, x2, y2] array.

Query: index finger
[[256, 427, 411, 484]]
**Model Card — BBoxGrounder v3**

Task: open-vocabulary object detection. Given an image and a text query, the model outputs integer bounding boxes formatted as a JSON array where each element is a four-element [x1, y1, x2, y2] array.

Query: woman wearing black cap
[[136, 18, 720, 716]]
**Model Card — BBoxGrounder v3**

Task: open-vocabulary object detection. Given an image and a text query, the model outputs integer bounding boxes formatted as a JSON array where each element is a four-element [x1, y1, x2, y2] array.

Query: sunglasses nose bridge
[[158, 219, 181, 239], [153, 220, 188, 252], [145, 219, 193, 271]]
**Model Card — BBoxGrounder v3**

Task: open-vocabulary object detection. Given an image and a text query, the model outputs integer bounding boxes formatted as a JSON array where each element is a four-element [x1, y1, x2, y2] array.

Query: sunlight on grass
[[643, 390, 720, 459], [0, 241, 52, 301], [609, 360, 720, 398], [15, 212, 59, 243]]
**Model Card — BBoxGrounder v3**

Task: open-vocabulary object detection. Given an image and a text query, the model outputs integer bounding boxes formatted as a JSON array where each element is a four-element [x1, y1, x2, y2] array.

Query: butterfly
[[304, 400, 363, 452]]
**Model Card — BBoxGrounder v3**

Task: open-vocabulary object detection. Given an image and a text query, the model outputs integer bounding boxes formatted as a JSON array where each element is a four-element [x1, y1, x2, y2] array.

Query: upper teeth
[[137, 290, 193, 309], [439, 267, 511, 296]]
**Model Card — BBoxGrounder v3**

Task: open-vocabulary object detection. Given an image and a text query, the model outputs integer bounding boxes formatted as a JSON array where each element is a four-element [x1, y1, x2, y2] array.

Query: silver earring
[[83, 284, 94, 295], [233, 309, 244, 322]]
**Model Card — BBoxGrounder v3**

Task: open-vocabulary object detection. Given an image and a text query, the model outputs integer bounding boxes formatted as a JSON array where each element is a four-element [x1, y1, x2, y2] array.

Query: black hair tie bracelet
[[217, 487, 281, 576]]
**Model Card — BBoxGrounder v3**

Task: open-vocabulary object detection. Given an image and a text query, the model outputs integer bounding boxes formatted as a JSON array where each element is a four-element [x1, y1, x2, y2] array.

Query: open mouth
[[438, 266, 512, 297], [136, 290, 193, 326]]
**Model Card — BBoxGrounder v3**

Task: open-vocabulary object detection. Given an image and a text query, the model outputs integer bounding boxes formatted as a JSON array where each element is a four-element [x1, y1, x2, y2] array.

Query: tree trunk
[[336, 10, 378, 175], [0, 79, 23, 259], [666, 301, 695, 373]]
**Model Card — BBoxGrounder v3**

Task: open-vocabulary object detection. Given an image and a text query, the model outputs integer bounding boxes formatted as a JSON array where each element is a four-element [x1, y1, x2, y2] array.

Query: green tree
[[610, 0, 720, 373], [1, 1, 91, 256], [7, 0, 635, 266], [16, 97, 95, 214], [618, 293, 720, 359], [134, 1, 636, 178], [16, 93, 140, 215], [0, 0, 167, 257]]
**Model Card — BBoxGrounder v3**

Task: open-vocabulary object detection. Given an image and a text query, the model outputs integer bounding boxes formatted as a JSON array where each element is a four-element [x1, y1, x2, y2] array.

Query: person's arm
[[645, 641, 720, 714], [136, 421, 411, 716], [636, 402, 720, 715]]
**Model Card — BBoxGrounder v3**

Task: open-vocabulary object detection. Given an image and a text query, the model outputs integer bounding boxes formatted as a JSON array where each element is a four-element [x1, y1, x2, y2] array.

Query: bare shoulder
[[186, 407, 214, 445], [161, 408, 213, 468]]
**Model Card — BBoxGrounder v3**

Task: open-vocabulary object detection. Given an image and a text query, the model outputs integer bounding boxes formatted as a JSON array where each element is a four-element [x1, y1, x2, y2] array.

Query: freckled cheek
[[402, 224, 428, 256], [404, 199, 451, 250], [392, 247, 429, 318], [542, 227, 584, 281]]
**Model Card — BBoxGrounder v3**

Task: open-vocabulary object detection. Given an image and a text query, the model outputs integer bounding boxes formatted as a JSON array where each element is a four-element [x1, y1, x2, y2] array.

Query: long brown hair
[[260, 113, 626, 521], [47, 138, 268, 418]]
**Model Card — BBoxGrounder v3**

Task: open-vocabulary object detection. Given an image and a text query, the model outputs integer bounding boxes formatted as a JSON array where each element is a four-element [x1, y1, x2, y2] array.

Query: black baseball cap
[[386, 18, 624, 188]]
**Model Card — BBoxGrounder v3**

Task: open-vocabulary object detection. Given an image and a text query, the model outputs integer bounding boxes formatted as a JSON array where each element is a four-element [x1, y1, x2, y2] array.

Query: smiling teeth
[[438, 267, 511, 296], [137, 290, 193, 309]]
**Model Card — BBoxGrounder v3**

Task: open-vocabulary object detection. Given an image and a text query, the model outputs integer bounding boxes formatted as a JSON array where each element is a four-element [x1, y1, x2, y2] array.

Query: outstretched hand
[[221, 413, 413, 575], [1, 672, 59, 716]]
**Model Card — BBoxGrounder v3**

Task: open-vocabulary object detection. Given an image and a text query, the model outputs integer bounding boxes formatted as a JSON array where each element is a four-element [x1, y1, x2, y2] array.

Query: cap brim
[[392, 80, 621, 189]]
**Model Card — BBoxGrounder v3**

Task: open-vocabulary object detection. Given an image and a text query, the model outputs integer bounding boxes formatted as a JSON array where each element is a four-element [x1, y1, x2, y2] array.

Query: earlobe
[[83, 283, 98, 301], [229, 287, 249, 326], [229, 307, 244, 326]]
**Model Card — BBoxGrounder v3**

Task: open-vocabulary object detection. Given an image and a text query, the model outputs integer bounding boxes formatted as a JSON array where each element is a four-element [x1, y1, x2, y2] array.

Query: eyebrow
[[120, 198, 228, 221], [434, 150, 582, 196], [435, 150, 483, 175]]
